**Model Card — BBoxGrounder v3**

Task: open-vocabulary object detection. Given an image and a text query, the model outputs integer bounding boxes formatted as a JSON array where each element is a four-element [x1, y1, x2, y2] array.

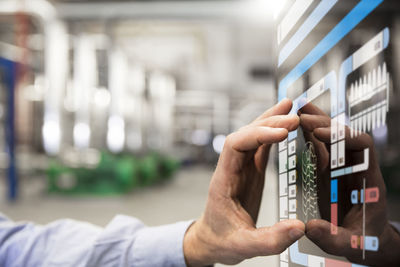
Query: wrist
[[183, 220, 215, 267]]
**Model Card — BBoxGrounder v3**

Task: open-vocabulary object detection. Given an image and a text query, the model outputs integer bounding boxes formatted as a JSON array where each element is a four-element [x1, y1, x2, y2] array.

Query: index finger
[[300, 113, 331, 132], [254, 98, 293, 122], [299, 102, 329, 116]]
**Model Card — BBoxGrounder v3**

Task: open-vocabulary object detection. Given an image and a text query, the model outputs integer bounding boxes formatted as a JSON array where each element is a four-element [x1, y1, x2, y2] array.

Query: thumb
[[237, 219, 305, 258]]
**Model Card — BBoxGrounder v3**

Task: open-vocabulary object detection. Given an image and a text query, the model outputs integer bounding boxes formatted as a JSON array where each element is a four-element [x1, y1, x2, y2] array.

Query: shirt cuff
[[131, 220, 194, 267]]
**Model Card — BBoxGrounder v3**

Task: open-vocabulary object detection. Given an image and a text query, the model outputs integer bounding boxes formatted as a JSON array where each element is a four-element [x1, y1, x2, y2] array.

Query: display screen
[[276, 0, 400, 266]]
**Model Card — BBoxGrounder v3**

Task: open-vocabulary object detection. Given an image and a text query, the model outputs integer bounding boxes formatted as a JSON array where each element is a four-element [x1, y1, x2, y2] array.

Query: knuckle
[[224, 134, 235, 148]]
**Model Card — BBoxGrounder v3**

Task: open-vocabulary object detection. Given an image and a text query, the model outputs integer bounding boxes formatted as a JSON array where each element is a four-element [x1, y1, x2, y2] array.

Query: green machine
[[47, 152, 180, 195]]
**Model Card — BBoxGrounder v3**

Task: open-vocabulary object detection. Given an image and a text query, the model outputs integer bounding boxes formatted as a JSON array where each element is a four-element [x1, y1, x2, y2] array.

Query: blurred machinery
[[0, 0, 277, 199]]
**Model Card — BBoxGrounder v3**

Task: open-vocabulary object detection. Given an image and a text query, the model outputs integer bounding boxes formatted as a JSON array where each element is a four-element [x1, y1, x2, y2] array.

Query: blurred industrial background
[[0, 0, 400, 266], [0, 0, 282, 266]]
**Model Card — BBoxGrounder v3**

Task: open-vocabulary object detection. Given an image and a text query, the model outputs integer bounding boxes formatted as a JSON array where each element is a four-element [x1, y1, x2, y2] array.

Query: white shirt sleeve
[[0, 213, 193, 267]]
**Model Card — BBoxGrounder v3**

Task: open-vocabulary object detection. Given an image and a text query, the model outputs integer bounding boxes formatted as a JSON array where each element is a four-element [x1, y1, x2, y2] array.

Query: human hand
[[183, 99, 305, 266], [299, 103, 400, 266]]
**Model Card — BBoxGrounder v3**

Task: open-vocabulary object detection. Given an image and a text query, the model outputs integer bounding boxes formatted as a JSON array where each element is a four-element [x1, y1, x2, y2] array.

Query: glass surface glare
[[276, 0, 400, 266]]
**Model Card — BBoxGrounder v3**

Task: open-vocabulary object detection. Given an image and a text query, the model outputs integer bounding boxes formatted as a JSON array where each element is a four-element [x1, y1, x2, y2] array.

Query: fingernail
[[307, 228, 321, 239], [289, 228, 304, 240]]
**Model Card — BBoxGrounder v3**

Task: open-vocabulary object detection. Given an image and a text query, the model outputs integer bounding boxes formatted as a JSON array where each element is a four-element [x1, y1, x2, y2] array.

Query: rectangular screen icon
[[280, 173, 288, 196]]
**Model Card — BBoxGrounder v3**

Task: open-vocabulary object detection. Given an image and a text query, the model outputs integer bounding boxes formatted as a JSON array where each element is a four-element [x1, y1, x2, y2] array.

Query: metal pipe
[[0, 0, 69, 155]]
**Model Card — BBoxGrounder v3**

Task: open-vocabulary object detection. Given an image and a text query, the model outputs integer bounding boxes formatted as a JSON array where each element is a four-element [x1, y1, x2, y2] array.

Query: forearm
[[0, 214, 193, 267]]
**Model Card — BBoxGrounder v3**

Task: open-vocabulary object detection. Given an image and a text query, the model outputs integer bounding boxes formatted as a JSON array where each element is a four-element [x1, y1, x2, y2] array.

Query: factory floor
[[0, 164, 279, 267]]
